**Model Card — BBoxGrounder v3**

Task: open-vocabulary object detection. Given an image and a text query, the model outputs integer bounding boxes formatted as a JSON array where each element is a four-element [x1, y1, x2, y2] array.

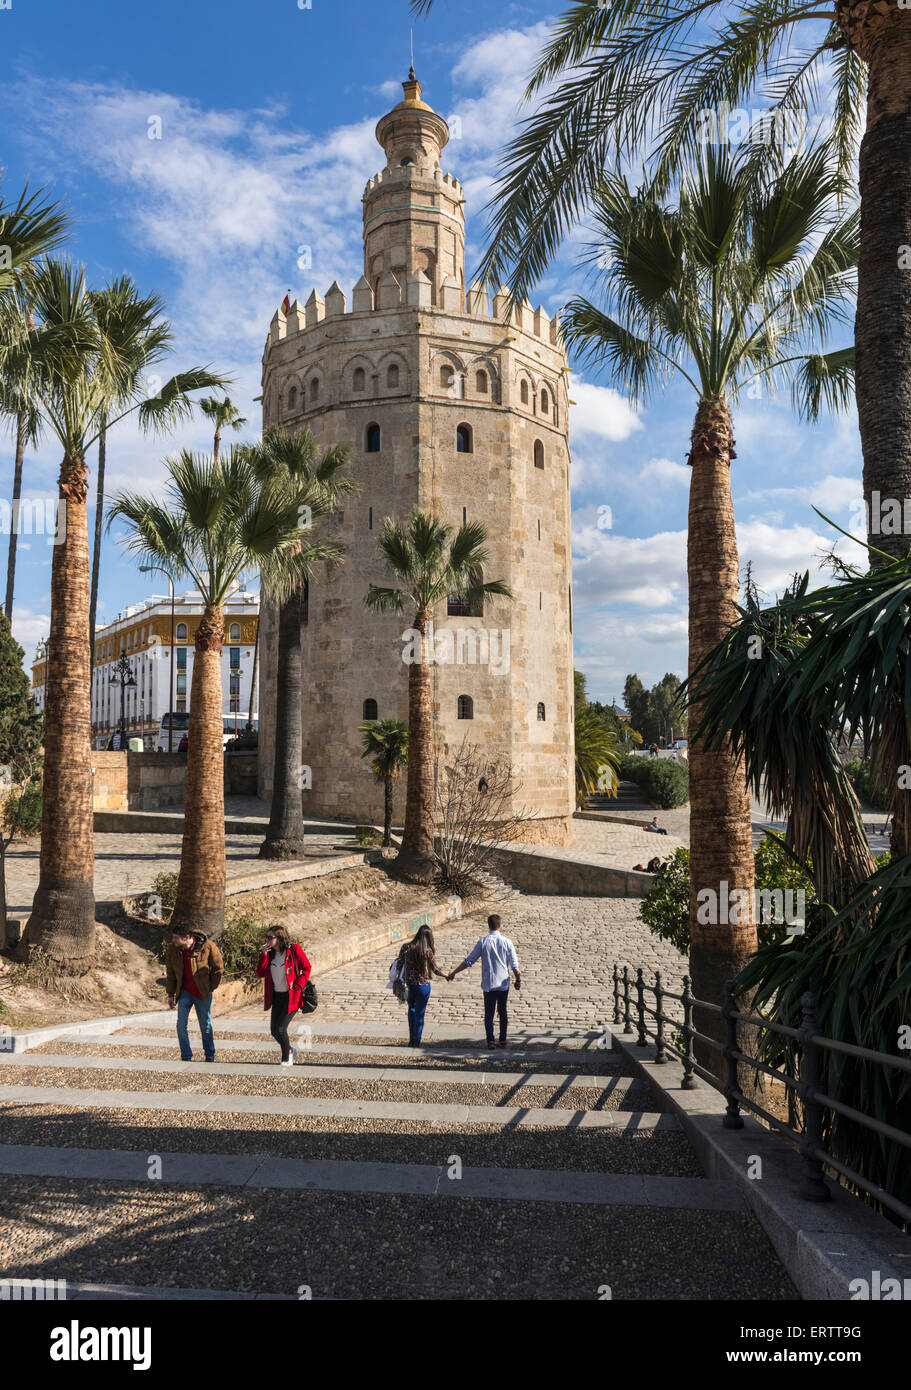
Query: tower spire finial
[[409, 27, 415, 81]]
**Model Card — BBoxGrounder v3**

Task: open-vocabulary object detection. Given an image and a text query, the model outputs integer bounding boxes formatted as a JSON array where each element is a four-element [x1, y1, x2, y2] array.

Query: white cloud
[[572, 521, 687, 608], [11, 606, 50, 660], [568, 376, 642, 443], [641, 456, 689, 488]]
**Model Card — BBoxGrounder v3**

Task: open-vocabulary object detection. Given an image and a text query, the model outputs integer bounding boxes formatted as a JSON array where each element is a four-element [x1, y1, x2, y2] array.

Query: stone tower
[[258, 74, 575, 844]]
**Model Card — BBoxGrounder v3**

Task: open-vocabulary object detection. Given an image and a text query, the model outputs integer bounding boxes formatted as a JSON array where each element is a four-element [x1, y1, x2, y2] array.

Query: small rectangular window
[[176, 648, 187, 671], [369, 506, 373, 530], [229, 646, 240, 670], [176, 673, 187, 697]]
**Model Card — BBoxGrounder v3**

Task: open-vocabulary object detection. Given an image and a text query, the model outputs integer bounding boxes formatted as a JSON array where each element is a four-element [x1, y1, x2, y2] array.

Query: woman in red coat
[[256, 925, 311, 1066]]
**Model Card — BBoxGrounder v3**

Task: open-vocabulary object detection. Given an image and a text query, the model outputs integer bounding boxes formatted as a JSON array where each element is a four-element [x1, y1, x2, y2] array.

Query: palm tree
[[0, 184, 69, 623], [561, 143, 857, 1029], [360, 718, 409, 845], [365, 511, 512, 883], [199, 395, 247, 463], [247, 427, 353, 860], [1, 373, 40, 623], [10, 259, 226, 971], [415, 0, 902, 560], [575, 704, 621, 806], [85, 277, 175, 666], [690, 571, 875, 911], [110, 446, 339, 935]]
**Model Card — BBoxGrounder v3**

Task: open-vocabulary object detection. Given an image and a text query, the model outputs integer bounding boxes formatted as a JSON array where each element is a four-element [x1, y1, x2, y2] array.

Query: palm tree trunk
[[852, 17, 911, 858], [21, 454, 96, 971], [384, 775, 393, 846], [396, 609, 435, 882], [171, 605, 226, 938], [686, 398, 757, 1071], [4, 413, 26, 622], [88, 418, 106, 670], [260, 585, 305, 859]]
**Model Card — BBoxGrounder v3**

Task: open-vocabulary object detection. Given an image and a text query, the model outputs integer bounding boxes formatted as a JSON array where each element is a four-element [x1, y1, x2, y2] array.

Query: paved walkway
[[0, 899, 797, 1300]]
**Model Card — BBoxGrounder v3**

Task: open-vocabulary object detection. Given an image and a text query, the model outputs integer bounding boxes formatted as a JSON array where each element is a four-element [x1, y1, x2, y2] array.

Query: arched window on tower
[[540, 389, 549, 415], [534, 439, 545, 469], [476, 370, 488, 395], [366, 423, 381, 453], [520, 379, 529, 405], [537, 702, 546, 721], [310, 377, 320, 403], [353, 367, 366, 392], [456, 424, 473, 454], [288, 385, 298, 412], [448, 567, 484, 618], [441, 364, 455, 392], [363, 698, 378, 721], [387, 363, 399, 388], [457, 695, 474, 720]]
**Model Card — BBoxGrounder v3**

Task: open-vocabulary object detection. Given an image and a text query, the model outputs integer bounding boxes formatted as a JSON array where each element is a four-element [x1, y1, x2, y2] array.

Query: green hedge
[[618, 753, 689, 809], [639, 835, 817, 955], [2, 782, 41, 836]]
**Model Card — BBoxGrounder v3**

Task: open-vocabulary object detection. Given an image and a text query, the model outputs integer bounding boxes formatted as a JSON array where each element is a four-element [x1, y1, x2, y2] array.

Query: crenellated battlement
[[266, 282, 564, 354], [363, 165, 464, 197]]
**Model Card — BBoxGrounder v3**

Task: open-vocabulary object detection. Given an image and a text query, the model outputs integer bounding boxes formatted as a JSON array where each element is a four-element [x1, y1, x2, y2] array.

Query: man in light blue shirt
[[449, 915, 521, 1048]]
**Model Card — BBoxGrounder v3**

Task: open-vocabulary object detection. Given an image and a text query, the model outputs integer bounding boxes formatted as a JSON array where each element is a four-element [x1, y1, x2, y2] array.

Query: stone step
[[0, 1142, 744, 1210], [109, 1019, 608, 1045], [42, 1034, 624, 1069], [0, 1172, 798, 1300], [0, 1084, 676, 1130], [5, 1052, 629, 1092]]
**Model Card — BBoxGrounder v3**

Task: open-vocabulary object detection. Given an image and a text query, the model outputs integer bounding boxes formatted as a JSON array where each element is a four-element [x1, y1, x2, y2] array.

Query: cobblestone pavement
[[233, 893, 687, 1034]]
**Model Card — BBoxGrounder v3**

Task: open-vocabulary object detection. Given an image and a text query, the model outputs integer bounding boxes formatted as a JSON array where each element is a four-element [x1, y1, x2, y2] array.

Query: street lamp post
[[140, 565, 176, 752], [109, 652, 137, 751]]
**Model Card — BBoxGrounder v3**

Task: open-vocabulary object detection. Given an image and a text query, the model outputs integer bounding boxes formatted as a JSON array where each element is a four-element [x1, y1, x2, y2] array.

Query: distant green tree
[[623, 673, 649, 739], [0, 611, 42, 768]]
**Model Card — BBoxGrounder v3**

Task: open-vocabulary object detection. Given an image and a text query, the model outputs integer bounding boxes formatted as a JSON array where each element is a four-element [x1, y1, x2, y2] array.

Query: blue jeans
[[176, 989, 215, 1061], [407, 982, 431, 1044], [483, 987, 509, 1043]]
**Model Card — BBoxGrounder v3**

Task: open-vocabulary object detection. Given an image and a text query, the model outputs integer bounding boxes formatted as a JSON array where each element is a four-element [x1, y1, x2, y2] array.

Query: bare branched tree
[[434, 738, 527, 895]]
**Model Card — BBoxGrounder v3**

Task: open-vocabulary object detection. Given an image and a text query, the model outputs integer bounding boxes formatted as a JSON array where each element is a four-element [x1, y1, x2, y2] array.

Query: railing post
[[613, 963, 621, 1027], [722, 979, 744, 1129], [681, 975, 696, 1089], [654, 970, 666, 1063], [623, 966, 631, 1034], [798, 991, 831, 1203], [636, 967, 647, 1047]]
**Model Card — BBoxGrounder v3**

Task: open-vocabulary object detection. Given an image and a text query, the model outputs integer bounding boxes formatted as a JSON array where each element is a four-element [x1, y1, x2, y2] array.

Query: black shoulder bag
[[293, 944, 318, 1014]]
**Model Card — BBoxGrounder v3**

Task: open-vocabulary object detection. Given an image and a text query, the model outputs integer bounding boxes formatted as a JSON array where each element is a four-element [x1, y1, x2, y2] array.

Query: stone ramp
[[0, 1013, 797, 1300]]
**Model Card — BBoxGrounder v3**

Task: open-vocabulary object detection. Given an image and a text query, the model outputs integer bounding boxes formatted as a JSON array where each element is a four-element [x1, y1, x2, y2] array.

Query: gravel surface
[[0, 1101, 696, 1174], [0, 1175, 797, 1300], [28, 1041, 630, 1076], [1, 1065, 654, 1112], [111, 1028, 612, 1050]]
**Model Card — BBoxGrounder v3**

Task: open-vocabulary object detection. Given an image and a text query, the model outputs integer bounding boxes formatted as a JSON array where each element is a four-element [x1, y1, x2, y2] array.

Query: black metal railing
[[611, 963, 911, 1227]]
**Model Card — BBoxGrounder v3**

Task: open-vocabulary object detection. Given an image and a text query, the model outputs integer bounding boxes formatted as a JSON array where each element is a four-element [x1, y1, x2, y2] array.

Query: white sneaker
[[280, 1047, 296, 1067]]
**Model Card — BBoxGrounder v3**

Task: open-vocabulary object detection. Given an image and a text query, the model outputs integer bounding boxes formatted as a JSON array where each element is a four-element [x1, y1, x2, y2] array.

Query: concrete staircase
[[0, 1014, 797, 1300]]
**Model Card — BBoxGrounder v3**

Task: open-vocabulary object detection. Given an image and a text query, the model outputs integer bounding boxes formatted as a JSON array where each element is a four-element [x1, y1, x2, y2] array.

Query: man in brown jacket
[[165, 927, 224, 1062]]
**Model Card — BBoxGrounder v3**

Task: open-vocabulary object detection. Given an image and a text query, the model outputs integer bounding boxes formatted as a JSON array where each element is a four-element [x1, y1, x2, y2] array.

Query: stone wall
[[91, 751, 128, 812], [92, 750, 258, 812]]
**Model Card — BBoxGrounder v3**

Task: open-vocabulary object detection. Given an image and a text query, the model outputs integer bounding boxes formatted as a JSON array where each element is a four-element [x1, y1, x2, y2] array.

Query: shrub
[[639, 834, 817, 955], [843, 755, 888, 812], [3, 782, 42, 836], [618, 752, 689, 808], [221, 912, 268, 980], [150, 872, 179, 912]]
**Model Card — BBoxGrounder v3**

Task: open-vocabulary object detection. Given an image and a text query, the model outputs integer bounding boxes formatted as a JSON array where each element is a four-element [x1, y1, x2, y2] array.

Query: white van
[[156, 711, 189, 751]]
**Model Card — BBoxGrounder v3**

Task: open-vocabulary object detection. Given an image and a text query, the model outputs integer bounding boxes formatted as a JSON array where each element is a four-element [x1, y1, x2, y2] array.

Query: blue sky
[[1, 0, 865, 703]]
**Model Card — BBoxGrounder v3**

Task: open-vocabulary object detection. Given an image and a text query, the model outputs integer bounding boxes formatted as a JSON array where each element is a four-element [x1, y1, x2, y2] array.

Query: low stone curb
[[607, 1027, 911, 1300]]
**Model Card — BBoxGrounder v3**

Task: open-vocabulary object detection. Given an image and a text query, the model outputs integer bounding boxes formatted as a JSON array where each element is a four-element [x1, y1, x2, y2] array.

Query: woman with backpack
[[256, 925, 312, 1066], [394, 924, 449, 1047]]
